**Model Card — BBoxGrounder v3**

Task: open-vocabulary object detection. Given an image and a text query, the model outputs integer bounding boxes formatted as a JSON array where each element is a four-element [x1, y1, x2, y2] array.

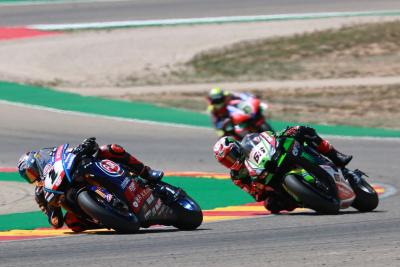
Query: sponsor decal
[[120, 178, 131, 190], [55, 146, 64, 161], [104, 194, 113, 202], [64, 153, 76, 170], [128, 181, 137, 192], [337, 183, 355, 201], [95, 189, 113, 202], [53, 171, 65, 188], [131, 188, 151, 213], [43, 163, 52, 177], [123, 180, 139, 204], [146, 194, 155, 205], [292, 142, 300, 156], [95, 160, 124, 177]]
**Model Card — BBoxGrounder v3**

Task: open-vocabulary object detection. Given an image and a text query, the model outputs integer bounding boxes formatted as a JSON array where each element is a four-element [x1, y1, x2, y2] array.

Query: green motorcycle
[[242, 133, 379, 214]]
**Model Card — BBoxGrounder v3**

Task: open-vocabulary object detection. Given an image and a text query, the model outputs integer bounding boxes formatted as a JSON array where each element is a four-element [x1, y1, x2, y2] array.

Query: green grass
[[0, 173, 253, 230]]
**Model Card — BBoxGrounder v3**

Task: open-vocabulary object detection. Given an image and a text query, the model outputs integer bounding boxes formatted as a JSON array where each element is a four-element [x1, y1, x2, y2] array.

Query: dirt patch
[[120, 85, 400, 130], [178, 21, 400, 83]]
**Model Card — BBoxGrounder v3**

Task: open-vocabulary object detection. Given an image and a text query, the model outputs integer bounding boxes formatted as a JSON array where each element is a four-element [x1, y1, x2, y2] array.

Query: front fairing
[[43, 144, 76, 202], [241, 133, 276, 179]]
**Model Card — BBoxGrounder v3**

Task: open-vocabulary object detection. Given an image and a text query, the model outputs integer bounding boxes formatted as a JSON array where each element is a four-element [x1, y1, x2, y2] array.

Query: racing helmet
[[208, 87, 229, 108], [213, 136, 244, 170], [17, 152, 40, 183]]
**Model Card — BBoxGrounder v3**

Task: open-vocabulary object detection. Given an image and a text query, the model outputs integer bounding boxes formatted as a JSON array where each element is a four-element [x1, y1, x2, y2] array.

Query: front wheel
[[171, 196, 203, 230], [283, 174, 340, 214], [349, 177, 379, 212], [77, 190, 140, 233]]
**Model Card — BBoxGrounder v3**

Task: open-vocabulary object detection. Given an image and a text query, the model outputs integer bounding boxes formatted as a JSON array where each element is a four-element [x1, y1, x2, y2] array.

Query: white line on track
[[28, 10, 400, 31], [1, 99, 399, 141]]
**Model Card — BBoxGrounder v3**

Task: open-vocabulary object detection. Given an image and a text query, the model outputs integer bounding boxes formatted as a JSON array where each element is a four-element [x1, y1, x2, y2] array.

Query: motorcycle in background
[[223, 96, 274, 140]]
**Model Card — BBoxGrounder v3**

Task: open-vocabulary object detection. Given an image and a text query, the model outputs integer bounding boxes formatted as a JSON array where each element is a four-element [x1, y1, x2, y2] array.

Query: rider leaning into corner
[[207, 87, 270, 138], [17, 137, 164, 232], [213, 126, 353, 214]]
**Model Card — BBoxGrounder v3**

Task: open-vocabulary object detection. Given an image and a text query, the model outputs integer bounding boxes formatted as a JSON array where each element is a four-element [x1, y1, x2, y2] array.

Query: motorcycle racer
[[213, 126, 353, 214], [207, 87, 270, 138], [17, 137, 164, 232]]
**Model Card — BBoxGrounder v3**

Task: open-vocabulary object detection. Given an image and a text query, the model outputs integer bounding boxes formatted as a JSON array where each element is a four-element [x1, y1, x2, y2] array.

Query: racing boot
[[317, 140, 352, 168]]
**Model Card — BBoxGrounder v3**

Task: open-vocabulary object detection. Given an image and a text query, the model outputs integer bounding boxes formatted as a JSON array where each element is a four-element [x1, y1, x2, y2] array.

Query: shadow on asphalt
[[66, 227, 208, 235], [282, 210, 386, 216]]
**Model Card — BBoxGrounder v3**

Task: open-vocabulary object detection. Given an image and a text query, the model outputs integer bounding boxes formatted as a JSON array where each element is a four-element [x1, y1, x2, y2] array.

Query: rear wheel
[[77, 190, 140, 233], [283, 174, 340, 214]]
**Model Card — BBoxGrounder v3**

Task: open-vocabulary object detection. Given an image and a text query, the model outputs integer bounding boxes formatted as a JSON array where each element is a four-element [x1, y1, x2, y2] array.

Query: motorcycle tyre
[[170, 196, 203, 230], [283, 174, 340, 214], [77, 190, 140, 234], [349, 177, 379, 212]]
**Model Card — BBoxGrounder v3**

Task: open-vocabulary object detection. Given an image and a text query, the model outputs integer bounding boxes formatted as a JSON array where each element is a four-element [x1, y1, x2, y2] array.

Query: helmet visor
[[220, 143, 242, 170], [25, 168, 40, 183], [211, 96, 224, 105]]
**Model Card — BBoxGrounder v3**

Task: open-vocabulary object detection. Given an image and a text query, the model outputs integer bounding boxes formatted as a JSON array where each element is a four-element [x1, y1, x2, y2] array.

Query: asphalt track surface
[[1, 102, 400, 266], [1, 0, 400, 26]]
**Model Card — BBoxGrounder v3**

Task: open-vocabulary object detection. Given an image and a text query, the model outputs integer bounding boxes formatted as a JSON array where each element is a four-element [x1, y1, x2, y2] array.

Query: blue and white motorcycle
[[43, 144, 203, 233]]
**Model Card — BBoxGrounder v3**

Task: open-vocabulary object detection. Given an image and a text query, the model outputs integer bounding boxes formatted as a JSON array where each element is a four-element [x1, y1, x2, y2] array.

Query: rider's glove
[[73, 137, 99, 157], [46, 206, 64, 229], [34, 185, 48, 213], [250, 182, 268, 202], [250, 181, 276, 202]]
